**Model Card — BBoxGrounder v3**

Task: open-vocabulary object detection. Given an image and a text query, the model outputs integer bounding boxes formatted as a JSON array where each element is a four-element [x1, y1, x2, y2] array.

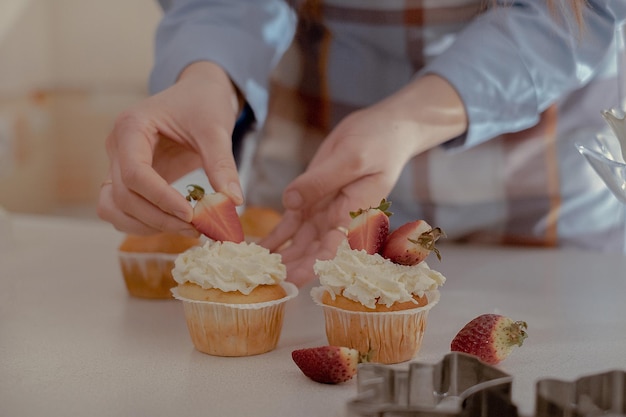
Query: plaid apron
[[246, 0, 626, 252]]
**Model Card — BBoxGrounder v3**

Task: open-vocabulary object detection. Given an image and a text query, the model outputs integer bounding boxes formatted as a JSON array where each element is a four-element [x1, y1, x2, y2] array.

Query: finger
[[195, 127, 244, 206], [111, 177, 197, 233], [278, 220, 317, 265], [284, 258, 316, 288], [114, 127, 193, 223], [97, 179, 197, 236], [282, 150, 377, 212], [260, 210, 302, 252], [284, 228, 345, 288], [284, 225, 344, 265]]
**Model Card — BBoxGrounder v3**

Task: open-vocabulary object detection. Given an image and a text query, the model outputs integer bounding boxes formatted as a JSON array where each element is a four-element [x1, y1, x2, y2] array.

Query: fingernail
[[284, 190, 303, 209], [228, 182, 244, 204]]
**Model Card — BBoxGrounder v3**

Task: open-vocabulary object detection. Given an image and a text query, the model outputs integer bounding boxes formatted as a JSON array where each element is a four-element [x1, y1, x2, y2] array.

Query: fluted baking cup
[[311, 287, 440, 364], [172, 282, 298, 356], [118, 252, 178, 299]]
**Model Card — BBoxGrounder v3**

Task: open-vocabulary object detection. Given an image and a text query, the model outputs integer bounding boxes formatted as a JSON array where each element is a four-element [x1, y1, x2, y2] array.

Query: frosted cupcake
[[171, 240, 298, 357], [311, 200, 445, 364], [118, 233, 200, 299]]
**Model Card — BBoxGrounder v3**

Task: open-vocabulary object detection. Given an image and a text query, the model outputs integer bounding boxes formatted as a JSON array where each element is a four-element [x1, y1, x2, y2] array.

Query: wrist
[[378, 74, 468, 156], [178, 61, 243, 117]]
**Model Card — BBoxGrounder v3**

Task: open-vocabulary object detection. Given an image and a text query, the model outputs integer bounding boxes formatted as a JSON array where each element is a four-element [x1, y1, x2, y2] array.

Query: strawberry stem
[[349, 198, 393, 218], [508, 321, 528, 347], [408, 227, 447, 261], [185, 184, 206, 202]]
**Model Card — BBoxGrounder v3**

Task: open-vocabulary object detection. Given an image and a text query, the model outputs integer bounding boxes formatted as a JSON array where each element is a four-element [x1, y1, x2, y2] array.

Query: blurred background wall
[[0, 0, 161, 217]]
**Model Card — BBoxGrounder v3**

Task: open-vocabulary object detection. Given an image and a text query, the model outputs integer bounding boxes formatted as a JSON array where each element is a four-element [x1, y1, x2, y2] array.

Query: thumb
[[196, 126, 244, 205]]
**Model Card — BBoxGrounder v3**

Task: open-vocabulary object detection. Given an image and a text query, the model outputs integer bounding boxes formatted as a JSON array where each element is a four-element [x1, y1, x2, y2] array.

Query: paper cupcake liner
[[171, 282, 298, 357], [311, 287, 440, 364], [118, 251, 178, 299]]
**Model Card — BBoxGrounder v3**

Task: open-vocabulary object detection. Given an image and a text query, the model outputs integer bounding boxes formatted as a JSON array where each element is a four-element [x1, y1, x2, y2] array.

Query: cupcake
[[240, 206, 282, 242], [311, 199, 445, 364], [171, 239, 298, 356], [118, 233, 200, 299]]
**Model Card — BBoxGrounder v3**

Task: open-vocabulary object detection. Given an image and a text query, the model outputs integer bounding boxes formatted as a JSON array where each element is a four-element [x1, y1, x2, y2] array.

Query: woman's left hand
[[261, 74, 467, 287]]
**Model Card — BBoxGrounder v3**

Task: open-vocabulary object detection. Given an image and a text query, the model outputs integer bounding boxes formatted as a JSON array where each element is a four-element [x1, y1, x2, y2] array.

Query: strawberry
[[185, 184, 244, 243], [292, 346, 365, 384], [347, 199, 392, 254], [381, 220, 444, 265], [450, 314, 528, 365]]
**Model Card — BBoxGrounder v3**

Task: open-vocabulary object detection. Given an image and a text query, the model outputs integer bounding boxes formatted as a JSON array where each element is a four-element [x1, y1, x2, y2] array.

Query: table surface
[[2, 214, 626, 417]]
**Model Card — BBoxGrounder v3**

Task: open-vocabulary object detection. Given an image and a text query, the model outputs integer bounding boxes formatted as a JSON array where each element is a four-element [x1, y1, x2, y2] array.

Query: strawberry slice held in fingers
[[347, 198, 392, 254], [381, 220, 445, 265], [185, 184, 244, 243]]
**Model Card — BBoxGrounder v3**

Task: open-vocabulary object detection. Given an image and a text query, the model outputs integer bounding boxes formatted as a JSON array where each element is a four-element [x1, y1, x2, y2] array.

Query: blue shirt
[[150, 0, 626, 253]]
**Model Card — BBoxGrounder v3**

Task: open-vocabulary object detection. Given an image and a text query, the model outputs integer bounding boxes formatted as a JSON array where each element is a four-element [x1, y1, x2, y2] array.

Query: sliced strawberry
[[381, 220, 444, 265], [292, 346, 365, 384], [185, 184, 244, 243], [450, 313, 528, 365], [346, 199, 392, 254]]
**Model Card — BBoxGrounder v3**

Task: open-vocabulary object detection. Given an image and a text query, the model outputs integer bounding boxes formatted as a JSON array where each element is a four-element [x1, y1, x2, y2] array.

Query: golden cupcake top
[[118, 233, 200, 254]]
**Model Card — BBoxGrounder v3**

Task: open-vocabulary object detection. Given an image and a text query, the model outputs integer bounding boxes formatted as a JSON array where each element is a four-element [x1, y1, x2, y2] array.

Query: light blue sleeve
[[149, 0, 297, 125], [421, 0, 626, 149]]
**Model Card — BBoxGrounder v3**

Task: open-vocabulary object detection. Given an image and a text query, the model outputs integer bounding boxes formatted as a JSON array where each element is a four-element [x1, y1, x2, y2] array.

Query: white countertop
[[1, 214, 626, 417]]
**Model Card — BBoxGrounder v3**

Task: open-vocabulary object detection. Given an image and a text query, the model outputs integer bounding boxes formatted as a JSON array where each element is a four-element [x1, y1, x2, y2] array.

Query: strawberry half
[[185, 184, 244, 243], [450, 313, 528, 365], [292, 346, 365, 384], [347, 199, 392, 254], [381, 220, 444, 265]]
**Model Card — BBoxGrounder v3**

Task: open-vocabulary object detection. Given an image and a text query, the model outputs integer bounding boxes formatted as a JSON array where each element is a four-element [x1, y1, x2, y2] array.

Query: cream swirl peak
[[314, 240, 445, 309], [172, 240, 286, 294]]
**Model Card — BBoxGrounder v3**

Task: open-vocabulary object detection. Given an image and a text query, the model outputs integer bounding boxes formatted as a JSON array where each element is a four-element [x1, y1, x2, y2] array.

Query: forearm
[[373, 74, 468, 157], [178, 61, 243, 118]]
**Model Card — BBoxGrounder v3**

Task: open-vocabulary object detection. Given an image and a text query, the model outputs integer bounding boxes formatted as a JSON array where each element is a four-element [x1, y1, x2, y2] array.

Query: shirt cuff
[[420, 24, 539, 150], [149, 6, 295, 126]]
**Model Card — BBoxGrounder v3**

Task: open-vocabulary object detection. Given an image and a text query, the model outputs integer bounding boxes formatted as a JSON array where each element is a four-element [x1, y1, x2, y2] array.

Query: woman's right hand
[[97, 61, 244, 236]]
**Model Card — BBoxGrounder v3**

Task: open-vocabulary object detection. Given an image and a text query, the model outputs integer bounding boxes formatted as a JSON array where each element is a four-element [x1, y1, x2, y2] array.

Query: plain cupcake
[[118, 233, 200, 299]]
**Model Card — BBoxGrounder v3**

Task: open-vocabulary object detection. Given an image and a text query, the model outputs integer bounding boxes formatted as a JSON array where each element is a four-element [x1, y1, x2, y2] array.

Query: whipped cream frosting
[[172, 240, 286, 294], [314, 240, 445, 309]]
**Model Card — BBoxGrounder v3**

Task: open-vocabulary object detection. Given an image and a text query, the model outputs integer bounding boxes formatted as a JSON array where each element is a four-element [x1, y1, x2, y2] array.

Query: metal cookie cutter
[[536, 370, 626, 417], [347, 352, 518, 417]]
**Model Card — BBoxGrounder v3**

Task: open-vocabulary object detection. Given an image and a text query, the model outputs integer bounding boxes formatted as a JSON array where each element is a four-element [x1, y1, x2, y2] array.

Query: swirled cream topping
[[172, 240, 286, 294], [314, 240, 445, 309]]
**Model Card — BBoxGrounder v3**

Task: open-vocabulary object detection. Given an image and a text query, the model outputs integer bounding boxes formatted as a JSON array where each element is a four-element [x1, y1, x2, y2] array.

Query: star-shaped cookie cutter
[[347, 352, 517, 417], [535, 370, 626, 417]]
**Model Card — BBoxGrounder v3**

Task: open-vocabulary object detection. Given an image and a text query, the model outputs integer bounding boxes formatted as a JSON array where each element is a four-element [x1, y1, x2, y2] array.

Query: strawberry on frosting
[[346, 198, 392, 255], [314, 240, 445, 309], [317, 198, 446, 309], [381, 220, 445, 265]]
